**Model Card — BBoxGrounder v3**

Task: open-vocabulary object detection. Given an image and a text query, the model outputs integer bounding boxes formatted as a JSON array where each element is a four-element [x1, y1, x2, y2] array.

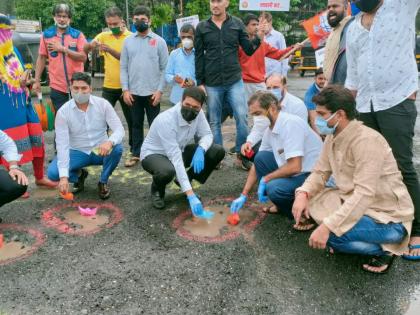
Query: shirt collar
[[271, 112, 284, 135], [135, 30, 154, 38], [182, 47, 195, 55], [331, 120, 363, 146], [176, 103, 190, 126], [70, 96, 92, 110]]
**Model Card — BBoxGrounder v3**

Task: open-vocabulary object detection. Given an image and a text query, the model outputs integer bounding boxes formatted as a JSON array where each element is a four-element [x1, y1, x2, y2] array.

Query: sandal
[[293, 218, 316, 231], [262, 205, 278, 214], [402, 245, 420, 261], [124, 156, 140, 167], [362, 255, 395, 274]]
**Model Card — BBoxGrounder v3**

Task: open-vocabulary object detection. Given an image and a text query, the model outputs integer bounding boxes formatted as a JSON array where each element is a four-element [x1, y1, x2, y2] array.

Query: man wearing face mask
[[323, 0, 354, 85], [120, 5, 168, 168], [231, 91, 322, 222], [47, 72, 125, 200], [304, 68, 326, 132], [293, 85, 414, 274], [165, 24, 196, 105], [84, 7, 132, 162], [345, 0, 420, 260], [240, 74, 309, 172], [34, 3, 87, 111], [141, 87, 225, 211]]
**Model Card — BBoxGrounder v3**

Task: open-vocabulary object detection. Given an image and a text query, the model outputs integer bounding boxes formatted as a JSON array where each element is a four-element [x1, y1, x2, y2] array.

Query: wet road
[[0, 72, 419, 315]]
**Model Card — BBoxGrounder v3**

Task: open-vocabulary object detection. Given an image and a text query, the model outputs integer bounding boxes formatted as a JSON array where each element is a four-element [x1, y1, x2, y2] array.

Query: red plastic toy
[[245, 149, 255, 159], [60, 192, 74, 201], [227, 213, 240, 226]]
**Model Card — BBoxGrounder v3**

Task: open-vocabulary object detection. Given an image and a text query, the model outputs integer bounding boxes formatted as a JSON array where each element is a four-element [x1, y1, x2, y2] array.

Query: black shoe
[[152, 191, 165, 209], [98, 182, 111, 200], [227, 146, 236, 155], [236, 154, 252, 171], [73, 169, 89, 194]]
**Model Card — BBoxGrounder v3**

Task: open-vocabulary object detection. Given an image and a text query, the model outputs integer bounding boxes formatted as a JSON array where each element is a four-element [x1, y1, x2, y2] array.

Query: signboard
[[10, 19, 41, 33], [176, 15, 200, 36], [315, 47, 325, 68], [239, 0, 290, 11]]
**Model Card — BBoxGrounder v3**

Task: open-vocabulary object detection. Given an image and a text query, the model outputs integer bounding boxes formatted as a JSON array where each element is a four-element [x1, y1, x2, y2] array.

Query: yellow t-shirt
[[94, 29, 131, 89]]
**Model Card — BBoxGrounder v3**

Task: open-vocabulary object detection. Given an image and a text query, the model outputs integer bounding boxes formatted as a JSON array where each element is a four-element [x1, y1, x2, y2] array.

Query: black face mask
[[181, 106, 199, 122], [135, 21, 149, 32], [353, 0, 381, 12]]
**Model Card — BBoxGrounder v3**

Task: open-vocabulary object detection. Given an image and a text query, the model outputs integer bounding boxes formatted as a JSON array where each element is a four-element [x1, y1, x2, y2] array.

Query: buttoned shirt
[[264, 29, 288, 77], [140, 103, 213, 192], [0, 130, 21, 162], [165, 47, 196, 104], [259, 112, 322, 172], [55, 95, 125, 178], [345, 0, 420, 113], [297, 121, 414, 254], [120, 31, 168, 96]]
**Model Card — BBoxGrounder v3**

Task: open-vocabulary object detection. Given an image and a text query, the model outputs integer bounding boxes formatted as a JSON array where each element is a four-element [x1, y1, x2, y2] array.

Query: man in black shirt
[[195, 0, 262, 165]]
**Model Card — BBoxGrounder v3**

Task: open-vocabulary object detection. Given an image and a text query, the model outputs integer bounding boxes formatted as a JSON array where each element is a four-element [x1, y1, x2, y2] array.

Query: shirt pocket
[[68, 41, 78, 52]]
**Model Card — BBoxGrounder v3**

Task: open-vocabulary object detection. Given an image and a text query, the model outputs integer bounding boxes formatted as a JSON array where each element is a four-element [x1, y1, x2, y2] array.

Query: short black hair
[[52, 3, 72, 18], [312, 85, 357, 120], [71, 72, 91, 85], [105, 7, 122, 19], [182, 87, 206, 105], [133, 5, 150, 19], [248, 91, 280, 110], [315, 67, 324, 77], [180, 23, 195, 35], [243, 14, 259, 26]]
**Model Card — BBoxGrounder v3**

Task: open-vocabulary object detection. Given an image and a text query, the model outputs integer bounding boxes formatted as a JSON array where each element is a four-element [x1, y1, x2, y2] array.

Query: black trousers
[[141, 143, 225, 196], [0, 169, 27, 208], [50, 88, 70, 111], [358, 99, 420, 236], [102, 87, 133, 153], [131, 95, 160, 157]]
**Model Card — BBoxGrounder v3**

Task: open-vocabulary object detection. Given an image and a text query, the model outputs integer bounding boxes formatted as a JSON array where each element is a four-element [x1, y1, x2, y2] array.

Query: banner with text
[[239, 0, 290, 11], [176, 15, 200, 36]]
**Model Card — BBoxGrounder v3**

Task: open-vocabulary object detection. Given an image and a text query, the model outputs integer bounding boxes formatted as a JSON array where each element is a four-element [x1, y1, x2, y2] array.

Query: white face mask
[[182, 38, 194, 50], [72, 92, 90, 104], [54, 18, 69, 29]]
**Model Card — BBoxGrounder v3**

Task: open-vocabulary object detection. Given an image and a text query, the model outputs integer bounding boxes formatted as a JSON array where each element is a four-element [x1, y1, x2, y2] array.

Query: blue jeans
[[206, 80, 249, 153], [327, 216, 407, 256], [47, 144, 123, 184], [254, 151, 310, 218]]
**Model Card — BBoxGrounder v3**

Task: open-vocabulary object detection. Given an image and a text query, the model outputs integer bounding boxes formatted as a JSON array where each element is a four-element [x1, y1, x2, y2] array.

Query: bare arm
[[264, 156, 302, 183]]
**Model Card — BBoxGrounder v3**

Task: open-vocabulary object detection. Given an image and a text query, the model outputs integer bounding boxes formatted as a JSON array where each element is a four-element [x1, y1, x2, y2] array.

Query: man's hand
[[257, 177, 269, 203], [99, 43, 112, 53], [9, 168, 29, 186], [32, 81, 42, 94], [123, 90, 134, 106], [98, 141, 113, 156], [241, 142, 253, 156], [59, 177, 70, 195], [198, 85, 207, 94], [309, 224, 331, 250], [151, 91, 162, 106], [47, 41, 65, 53], [174, 75, 184, 84], [292, 192, 310, 225]]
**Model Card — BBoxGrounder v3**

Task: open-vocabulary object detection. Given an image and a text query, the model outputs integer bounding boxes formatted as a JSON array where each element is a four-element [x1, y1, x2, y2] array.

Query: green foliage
[[151, 3, 174, 27], [15, 0, 116, 38]]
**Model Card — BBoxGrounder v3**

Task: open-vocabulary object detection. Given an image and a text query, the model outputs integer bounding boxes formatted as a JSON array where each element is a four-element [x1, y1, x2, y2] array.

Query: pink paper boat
[[78, 206, 98, 216]]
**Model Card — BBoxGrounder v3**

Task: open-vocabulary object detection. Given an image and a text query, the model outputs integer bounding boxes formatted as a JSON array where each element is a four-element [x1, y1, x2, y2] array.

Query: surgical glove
[[187, 194, 214, 220], [258, 177, 269, 203], [230, 194, 247, 213], [191, 146, 205, 174]]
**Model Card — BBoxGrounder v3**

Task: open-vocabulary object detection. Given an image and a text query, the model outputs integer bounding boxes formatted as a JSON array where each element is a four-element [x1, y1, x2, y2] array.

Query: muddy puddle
[[61, 209, 110, 232], [182, 204, 257, 238], [0, 240, 33, 261]]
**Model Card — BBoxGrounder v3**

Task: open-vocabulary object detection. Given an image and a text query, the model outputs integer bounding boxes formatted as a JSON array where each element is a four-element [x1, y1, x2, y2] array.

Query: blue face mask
[[271, 88, 283, 101], [316, 112, 339, 135]]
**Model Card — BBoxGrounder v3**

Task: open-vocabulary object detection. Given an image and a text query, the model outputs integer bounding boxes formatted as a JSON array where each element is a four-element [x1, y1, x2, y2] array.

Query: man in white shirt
[[0, 130, 28, 209], [231, 91, 322, 220], [141, 87, 225, 212], [47, 72, 125, 200], [259, 12, 288, 77], [240, 74, 309, 165], [345, 0, 420, 259]]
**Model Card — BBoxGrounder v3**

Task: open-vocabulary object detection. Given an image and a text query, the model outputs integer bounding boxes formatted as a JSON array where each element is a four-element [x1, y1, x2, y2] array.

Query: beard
[[327, 11, 345, 28]]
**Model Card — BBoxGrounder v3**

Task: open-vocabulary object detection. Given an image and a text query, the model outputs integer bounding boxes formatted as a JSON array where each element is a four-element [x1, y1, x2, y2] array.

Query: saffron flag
[[301, 11, 332, 49]]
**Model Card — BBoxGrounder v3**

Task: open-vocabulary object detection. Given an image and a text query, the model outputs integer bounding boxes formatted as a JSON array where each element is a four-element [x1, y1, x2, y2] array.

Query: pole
[[125, 0, 130, 26], [180, 0, 184, 16]]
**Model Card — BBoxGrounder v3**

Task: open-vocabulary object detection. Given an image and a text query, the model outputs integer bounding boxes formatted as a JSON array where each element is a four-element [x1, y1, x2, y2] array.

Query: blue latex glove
[[258, 177, 269, 203], [187, 194, 214, 220], [230, 194, 247, 213], [191, 146, 205, 174]]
